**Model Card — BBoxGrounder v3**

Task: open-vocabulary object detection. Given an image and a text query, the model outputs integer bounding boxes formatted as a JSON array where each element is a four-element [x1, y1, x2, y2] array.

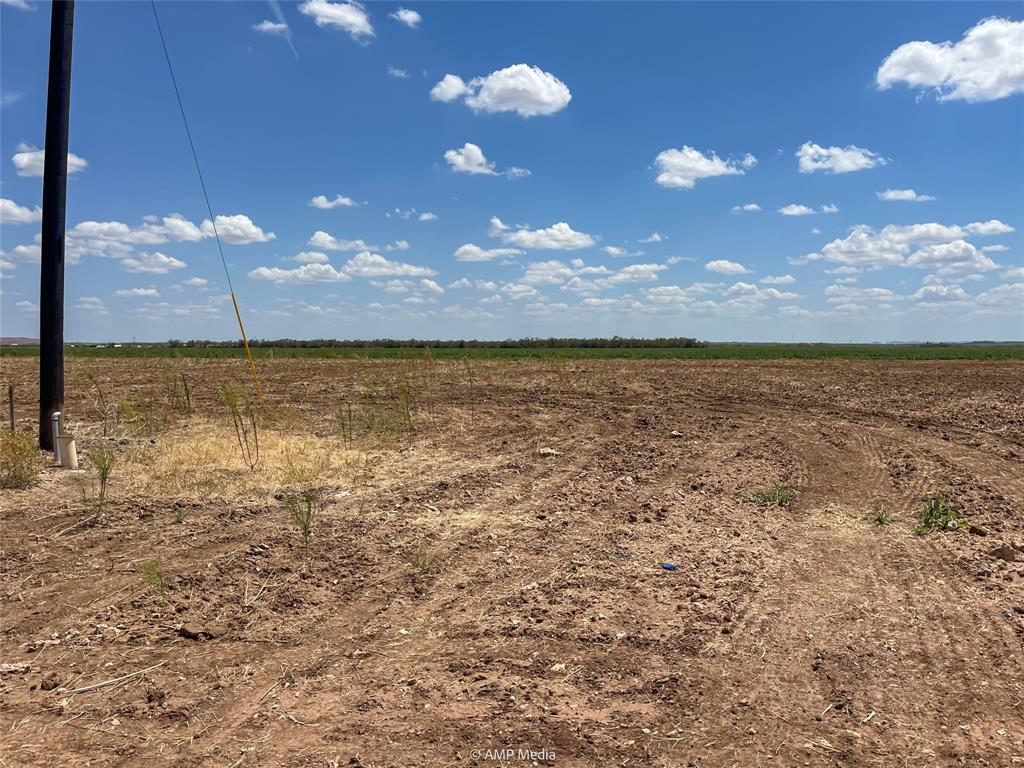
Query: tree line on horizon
[[163, 337, 708, 349]]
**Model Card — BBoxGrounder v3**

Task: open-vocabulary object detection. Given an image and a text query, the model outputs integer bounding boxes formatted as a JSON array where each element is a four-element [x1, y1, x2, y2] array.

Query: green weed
[[409, 543, 437, 574], [916, 491, 959, 535], [89, 448, 116, 513], [748, 484, 795, 507], [285, 490, 318, 559], [221, 385, 260, 471], [139, 559, 166, 597]]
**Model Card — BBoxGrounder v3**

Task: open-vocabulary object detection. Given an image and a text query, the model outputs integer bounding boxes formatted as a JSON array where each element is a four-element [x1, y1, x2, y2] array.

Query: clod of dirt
[[39, 672, 60, 691], [146, 687, 167, 705], [969, 524, 990, 536], [989, 543, 1018, 562], [0, 662, 30, 675], [537, 447, 562, 457], [176, 624, 223, 641], [669, 430, 685, 438]]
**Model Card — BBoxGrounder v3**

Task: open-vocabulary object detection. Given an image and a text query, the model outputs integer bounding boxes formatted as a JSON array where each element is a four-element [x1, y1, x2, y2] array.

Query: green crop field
[[2, 344, 1023, 361]]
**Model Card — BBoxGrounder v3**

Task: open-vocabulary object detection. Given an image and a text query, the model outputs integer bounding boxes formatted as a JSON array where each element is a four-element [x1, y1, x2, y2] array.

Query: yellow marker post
[[231, 292, 265, 406]]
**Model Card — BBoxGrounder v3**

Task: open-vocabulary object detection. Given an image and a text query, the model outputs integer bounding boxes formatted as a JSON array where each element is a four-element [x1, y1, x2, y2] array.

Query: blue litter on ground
[[660, 562, 677, 571]]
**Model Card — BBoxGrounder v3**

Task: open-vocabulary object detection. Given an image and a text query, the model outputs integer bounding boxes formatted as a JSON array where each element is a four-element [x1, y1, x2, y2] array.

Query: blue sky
[[1, 1, 1022, 342]]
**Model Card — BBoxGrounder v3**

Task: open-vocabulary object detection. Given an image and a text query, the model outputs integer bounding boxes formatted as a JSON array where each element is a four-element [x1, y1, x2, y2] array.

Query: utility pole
[[38, 0, 75, 450]]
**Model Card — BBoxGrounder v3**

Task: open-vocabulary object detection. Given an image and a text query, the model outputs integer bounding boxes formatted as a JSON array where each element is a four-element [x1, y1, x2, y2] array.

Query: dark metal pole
[[38, 0, 75, 450]]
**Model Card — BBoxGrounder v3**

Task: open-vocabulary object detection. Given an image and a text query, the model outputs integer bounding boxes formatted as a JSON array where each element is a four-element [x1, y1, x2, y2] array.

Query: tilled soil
[[1, 358, 1022, 767]]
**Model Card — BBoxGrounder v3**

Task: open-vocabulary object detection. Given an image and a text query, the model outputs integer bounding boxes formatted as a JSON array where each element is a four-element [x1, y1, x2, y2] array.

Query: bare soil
[[1, 357, 1022, 767]]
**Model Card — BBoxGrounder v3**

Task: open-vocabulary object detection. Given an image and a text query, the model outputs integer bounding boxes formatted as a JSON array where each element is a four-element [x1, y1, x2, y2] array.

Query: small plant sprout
[[397, 380, 414, 434], [748, 484, 795, 508], [163, 371, 181, 409], [140, 559, 167, 597], [874, 509, 893, 526], [285, 490, 318, 559], [916, 491, 959, 535], [86, 372, 114, 437], [337, 397, 355, 448], [409, 543, 438, 574], [181, 373, 192, 413], [221, 385, 260, 471], [89, 447, 116, 513]]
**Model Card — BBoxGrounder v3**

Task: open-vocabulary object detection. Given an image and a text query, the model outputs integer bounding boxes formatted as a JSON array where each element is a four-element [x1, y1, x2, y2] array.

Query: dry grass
[[119, 418, 366, 501], [113, 415, 473, 508], [0, 430, 43, 489]]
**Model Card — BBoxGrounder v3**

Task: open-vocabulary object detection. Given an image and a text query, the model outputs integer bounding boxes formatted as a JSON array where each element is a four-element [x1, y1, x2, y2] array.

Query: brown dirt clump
[[1, 357, 1022, 767]]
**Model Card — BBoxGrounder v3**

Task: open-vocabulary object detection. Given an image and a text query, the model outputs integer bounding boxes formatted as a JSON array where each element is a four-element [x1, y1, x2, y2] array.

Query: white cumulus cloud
[[796, 141, 886, 174], [430, 74, 471, 102], [310, 194, 357, 209], [964, 219, 1014, 236], [454, 243, 523, 262], [201, 214, 275, 244], [12, 143, 88, 177], [878, 188, 936, 202], [341, 251, 436, 277], [0, 198, 41, 224], [779, 204, 816, 216], [308, 230, 372, 251], [299, 0, 373, 41], [74, 296, 109, 314], [253, 20, 288, 35], [431, 64, 571, 118], [249, 263, 352, 284], [120, 251, 187, 274], [388, 7, 420, 28], [444, 142, 528, 178], [876, 17, 1024, 102], [490, 218, 596, 250], [705, 259, 751, 275], [904, 239, 998, 274], [805, 219, 1014, 270], [654, 146, 756, 189], [761, 274, 796, 285], [444, 143, 496, 175]]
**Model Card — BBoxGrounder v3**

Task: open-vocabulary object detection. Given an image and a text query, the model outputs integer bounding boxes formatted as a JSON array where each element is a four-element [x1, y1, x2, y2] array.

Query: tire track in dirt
[[673, 412, 1024, 767]]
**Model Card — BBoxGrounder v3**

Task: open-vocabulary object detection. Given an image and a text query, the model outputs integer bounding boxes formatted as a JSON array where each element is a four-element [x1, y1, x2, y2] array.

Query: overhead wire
[[149, 0, 265, 404]]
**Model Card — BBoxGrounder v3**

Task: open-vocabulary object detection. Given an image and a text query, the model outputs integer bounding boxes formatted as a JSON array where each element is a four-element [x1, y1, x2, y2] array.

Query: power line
[[149, 0, 264, 403], [149, 0, 233, 294]]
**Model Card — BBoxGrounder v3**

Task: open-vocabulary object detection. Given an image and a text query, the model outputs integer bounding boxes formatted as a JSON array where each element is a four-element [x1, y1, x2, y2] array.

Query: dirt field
[[1, 357, 1022, 767]]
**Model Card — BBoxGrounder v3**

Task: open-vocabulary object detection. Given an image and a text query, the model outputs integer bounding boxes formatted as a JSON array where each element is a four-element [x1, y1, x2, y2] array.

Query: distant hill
[[0, 337, 38, 346]]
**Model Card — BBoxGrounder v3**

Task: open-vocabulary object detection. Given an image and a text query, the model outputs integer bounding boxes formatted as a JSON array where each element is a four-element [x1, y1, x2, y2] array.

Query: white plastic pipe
[[51, 411, 62, 463]]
